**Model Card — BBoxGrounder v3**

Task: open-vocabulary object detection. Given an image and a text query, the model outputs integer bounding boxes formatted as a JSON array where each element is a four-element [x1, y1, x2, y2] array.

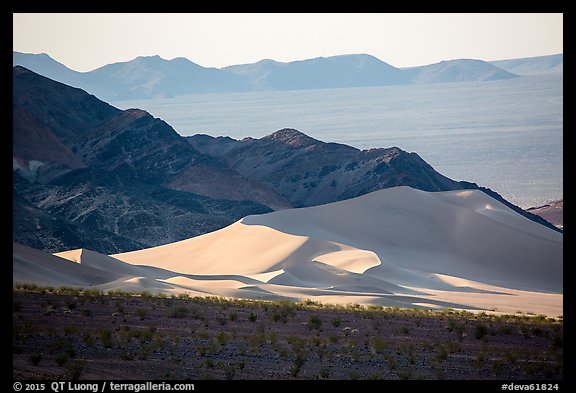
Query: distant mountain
[[12, 51, 83, 87], [403, 59, 518, 84], [490, 54, 563, 75], [82, 55, 249, 100], [222, 54, 406, 90], [14, 51, 520, 101]]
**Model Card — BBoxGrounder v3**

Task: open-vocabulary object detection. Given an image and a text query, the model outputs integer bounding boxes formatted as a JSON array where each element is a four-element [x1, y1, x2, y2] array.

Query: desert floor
[[13, 288, 563, 380]]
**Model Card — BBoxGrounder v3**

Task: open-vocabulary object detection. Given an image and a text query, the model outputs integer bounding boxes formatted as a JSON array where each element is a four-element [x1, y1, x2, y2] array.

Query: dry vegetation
[[13, 285, 563, 380]]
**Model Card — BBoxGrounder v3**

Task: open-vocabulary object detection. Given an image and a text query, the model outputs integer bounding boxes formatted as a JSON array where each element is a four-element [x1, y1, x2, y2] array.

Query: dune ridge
[[13, 186, 563, 316]]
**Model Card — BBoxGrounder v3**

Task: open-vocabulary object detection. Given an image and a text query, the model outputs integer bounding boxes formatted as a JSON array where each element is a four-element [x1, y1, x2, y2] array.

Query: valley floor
[[13, 288, 562, 380]]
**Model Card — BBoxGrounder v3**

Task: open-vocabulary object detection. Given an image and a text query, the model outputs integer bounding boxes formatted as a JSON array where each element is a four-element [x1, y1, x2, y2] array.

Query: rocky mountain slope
[[13, 66, 277, 253], [188, 129, 476, 208]]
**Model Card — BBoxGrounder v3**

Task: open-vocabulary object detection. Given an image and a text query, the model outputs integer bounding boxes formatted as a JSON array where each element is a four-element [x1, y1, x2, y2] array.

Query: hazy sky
[[13, 13, 563, 72]]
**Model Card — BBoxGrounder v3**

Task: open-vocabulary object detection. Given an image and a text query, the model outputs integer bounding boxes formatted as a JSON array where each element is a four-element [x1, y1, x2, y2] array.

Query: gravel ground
[[12, 289, 563, 380]]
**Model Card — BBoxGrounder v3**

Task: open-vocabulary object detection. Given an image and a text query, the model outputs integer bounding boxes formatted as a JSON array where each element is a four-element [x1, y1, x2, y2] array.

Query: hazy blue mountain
[[12, 51, 83, 87], [489, 54, 563, 75], [403, 59, 518, 84], [82, 55, 249, 100], [14, 51, 521, 100], [222, 54, 407, 90]]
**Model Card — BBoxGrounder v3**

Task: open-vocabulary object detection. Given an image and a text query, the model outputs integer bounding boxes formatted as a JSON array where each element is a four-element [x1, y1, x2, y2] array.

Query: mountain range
[[13, 52, 562, 102], [13, 66, 560, 255]]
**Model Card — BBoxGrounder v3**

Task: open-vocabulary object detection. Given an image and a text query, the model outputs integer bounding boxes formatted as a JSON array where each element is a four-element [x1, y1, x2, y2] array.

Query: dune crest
[[14, 186, 563, 316]]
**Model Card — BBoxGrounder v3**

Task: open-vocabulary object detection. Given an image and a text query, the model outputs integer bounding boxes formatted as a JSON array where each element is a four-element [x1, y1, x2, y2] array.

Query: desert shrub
[[319, 367, 330, 379], [331, 318, 341, 328], [169, 306, 188, 318], [136, 309, 147, 320], [307, 315, 323, 331], [64, 361, 84, 380], [28, 353, 42, 365], [384, 354, 397, 370], [475, 323, 488, 339], [436, 345, 448, 362], [370, 337, 387, 354], [290, 353, 307, 377], [63, 326, 78, 336], [55, 354, 69, 367], [551, 334, 563, 349], [248, 312, 257, 322], [100, 329, 114, 348]]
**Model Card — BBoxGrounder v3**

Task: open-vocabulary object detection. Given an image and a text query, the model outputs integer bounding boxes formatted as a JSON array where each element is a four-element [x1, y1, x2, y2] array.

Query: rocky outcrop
[[187, 129, 562, 233]]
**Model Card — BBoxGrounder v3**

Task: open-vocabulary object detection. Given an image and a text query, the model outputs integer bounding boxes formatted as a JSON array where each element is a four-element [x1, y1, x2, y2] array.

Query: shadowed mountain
[[13, 66, 281, 253]]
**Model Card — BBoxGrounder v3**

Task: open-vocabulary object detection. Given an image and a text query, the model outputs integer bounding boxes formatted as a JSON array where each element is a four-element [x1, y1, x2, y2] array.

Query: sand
[[13, 186, 563, 317]]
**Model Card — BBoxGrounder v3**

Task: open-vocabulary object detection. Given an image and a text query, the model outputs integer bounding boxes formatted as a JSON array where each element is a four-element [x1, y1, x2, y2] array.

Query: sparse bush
[[229, 312, 238, 321], [55, 354, 69, 367], [475, 323, 488, 339], [551, 334, 563, 349], [28, 353, 42, 366], [370, 337, 387, 354], [100, 329, 113, 348], [64, 361, 84, 380], [331, 318, 341, 328], [136, 309, 147, 320], [436, 345, 448, 362], [384, 354, 397, 370], [63, 326, 78, 336], [290, 353, 306, 377], [169, 306, 188, 318], [248, 312, 257, 322], [83, 333, 96, 346], [307, 315, 323, 331]]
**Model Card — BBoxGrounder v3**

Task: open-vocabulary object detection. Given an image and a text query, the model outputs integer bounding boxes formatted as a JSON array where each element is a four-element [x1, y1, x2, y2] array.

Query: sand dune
[[13, 186, 563, 316]]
